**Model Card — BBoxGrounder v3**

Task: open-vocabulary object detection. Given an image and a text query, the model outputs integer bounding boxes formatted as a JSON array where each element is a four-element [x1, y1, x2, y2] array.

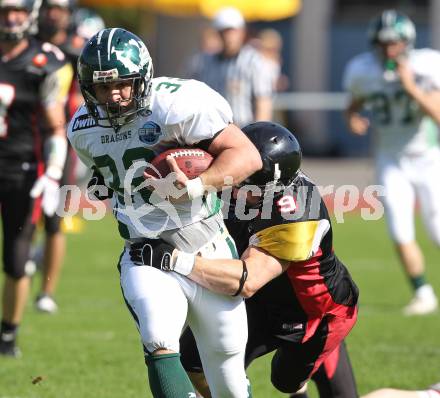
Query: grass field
[[0, 214, 439, 398]]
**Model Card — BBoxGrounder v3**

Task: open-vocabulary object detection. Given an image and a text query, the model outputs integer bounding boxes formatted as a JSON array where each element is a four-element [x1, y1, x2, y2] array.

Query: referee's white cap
[[212, 7, 245, 31]]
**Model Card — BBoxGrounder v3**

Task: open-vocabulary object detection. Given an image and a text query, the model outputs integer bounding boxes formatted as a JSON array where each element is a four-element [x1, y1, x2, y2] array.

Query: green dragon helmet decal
[[78, 28, 154, 130], [368, 9, 416, 48]]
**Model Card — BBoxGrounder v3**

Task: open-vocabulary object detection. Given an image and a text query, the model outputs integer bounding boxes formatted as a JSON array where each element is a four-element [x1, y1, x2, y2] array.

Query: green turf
[[0, 214, 438, 397]]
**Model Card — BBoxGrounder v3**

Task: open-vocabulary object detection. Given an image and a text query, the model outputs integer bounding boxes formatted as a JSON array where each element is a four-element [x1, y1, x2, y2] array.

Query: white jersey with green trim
[[68, 77, 232, 239], [343, 48, 440, 156]]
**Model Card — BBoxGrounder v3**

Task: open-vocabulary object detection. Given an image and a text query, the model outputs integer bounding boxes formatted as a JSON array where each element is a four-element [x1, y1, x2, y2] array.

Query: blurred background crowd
[[75, 0, 438, 157]]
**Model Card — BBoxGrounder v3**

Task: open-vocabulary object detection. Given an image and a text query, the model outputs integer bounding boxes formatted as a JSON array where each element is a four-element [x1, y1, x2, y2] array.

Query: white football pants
[[376, 148, 440, 245], [119, 231, 249, 398]]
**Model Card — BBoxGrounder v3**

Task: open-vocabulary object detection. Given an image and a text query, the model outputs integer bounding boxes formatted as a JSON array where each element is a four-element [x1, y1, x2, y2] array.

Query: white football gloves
[[30, 171, 61, 217], [30, 135, 67, 217]]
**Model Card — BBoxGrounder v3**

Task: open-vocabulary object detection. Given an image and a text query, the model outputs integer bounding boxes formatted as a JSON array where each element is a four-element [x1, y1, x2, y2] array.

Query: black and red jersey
[[0, 37, 73, 180], [57, 33, 85, 120], [225, 172, 359, 343]]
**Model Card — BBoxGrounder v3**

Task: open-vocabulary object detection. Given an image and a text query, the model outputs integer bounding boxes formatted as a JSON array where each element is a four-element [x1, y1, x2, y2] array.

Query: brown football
[[145, 148, 214, 179]]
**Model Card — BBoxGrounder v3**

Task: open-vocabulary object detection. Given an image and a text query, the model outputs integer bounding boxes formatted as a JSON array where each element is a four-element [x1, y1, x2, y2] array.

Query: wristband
[[172, 251, 196, 276], [232, 260, 248, 297], [186, 177, 205, 200]]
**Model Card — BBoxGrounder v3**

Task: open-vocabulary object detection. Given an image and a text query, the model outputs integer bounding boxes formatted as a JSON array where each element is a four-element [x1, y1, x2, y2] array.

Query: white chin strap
[[273, 163, 281, 182]]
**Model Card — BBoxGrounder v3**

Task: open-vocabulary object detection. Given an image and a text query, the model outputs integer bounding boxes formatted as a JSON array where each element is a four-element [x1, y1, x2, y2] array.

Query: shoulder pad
[[345, 52, 375, 75], [151, 78, 213, 125], [31, 41, 69, 74], [69, 105, 96, 135]]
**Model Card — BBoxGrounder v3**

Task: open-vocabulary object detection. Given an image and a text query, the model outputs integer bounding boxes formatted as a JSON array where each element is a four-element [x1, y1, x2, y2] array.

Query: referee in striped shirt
[[185, 7, 276, 127]]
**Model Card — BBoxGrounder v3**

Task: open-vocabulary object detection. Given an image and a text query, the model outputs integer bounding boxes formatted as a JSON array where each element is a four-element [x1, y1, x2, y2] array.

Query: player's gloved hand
[[129, 239, 195, 275], [30, 172, 60, 217], [87, 168, 113, 201], [32, 135, 68, 216]]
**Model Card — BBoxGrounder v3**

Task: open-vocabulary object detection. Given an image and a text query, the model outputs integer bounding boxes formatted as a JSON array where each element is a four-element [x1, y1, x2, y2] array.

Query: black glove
[[129, 239, 174, 271], [87, 168, 113, 201]]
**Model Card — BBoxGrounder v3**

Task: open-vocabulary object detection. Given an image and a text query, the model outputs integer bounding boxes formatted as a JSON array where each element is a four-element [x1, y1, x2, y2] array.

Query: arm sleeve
[[39, 63, 74, 107], [250, 219, 330, 262]]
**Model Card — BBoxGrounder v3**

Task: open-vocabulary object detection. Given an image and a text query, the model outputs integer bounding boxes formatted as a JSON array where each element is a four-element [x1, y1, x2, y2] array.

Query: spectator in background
[[181, 25, 221, 79], [185, 7, 275, 127], [343, 9, 440, 315], [0, 0, 72, 356], [252, 28, 289, 92], [32, 0, 85, 313]]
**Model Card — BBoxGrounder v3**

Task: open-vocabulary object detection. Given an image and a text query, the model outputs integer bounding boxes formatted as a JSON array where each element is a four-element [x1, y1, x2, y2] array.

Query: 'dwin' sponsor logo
[[71, 115, 97, 131]]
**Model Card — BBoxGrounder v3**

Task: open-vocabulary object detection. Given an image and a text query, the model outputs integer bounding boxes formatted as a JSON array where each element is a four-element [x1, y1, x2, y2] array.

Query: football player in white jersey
[[68, 28, 262, 398], [343, 10, 440, 316]]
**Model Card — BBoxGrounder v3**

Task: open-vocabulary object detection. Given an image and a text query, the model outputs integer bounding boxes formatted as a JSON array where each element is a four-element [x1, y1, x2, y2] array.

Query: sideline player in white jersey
[[68, 28, 262, 398], [343, 9, 440, 315]]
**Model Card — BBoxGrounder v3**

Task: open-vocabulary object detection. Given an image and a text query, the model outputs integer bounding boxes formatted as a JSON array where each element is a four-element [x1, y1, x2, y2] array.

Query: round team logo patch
[[138, 121, 163, 146], [32, 53, 48, 68]]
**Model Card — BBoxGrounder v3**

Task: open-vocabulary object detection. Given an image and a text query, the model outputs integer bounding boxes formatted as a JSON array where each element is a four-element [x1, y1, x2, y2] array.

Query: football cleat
[[0, 340, 22, 359], [403, 285, 438, 316], [35, 294, 58, 314]]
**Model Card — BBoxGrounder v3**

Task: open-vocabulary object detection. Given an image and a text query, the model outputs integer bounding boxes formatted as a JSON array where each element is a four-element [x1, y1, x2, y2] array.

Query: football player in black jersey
[[32, 0, 86, 313], [37, 0, 83, 65], [0, 0, 73, 356], [129, 122, 359, 396]]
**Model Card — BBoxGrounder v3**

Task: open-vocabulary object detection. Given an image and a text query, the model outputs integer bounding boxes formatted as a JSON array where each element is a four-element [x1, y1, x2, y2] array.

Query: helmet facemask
[[236, 162, 300, 210], [81, 74, 152, 131]]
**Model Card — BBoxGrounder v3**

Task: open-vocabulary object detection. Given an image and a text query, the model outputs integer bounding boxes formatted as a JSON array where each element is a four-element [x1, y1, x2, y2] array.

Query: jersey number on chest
[[368, 90, 418, 125], [93, 147, 155, 204]]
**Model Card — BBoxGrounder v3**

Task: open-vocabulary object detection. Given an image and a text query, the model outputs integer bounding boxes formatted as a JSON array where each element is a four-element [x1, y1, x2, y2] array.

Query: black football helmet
[[0, 0, 41, 41], [241, 121, 302, 189]]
